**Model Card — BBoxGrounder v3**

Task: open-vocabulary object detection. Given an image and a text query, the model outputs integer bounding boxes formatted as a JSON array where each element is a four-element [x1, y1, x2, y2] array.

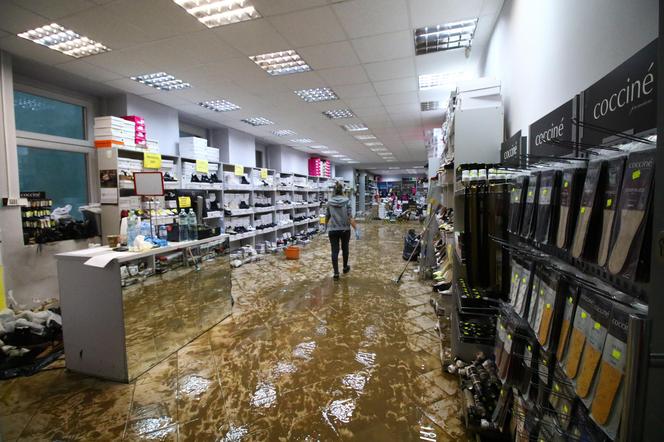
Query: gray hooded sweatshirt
[[326, 196, 352, 231]]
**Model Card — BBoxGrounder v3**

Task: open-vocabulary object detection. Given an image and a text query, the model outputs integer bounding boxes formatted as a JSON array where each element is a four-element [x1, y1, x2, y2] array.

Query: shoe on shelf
[[191, 174, 200, 183], [239, 201, 250, 209], [241, 175, 251, 185], [343, 265, 351, 274]]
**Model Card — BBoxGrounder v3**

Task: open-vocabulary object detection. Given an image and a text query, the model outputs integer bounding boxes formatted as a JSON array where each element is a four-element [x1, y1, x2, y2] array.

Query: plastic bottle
[[127, 211, 138, 251], [158, 224, 167, 241], [179, 209, 189, 242], [188, 209, 198, 241]]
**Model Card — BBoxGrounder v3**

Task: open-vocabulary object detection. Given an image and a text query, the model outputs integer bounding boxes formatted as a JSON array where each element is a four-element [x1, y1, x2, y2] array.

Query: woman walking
[[325, 182, 357, 279]]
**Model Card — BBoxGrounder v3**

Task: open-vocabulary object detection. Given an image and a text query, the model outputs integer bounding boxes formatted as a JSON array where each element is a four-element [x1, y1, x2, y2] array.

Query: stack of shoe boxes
[[93, 116, 135, 149], [122, 115, 146, 146], [179, 137, 208, 159]]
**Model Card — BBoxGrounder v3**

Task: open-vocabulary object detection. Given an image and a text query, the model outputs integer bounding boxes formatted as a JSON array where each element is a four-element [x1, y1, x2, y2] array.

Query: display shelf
[[224, 208, 254, 216], [223, 184, 252, 191], [254, 206, 275, 213]]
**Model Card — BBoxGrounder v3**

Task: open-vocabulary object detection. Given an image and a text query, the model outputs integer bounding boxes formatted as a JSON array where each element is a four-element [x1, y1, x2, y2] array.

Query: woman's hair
[[333, 182, 344, 196]]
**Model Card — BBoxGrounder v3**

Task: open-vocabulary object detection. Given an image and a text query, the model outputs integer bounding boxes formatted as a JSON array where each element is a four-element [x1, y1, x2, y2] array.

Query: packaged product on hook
[[535, 270, 563, 351], [555, 166, 587, 249], [563, 289, 595, 379], [606, 146, 656, 279], [590, 305, 633, 439], [571, 160, 606, 259], [596, 155, 626, 266], [527, 269, 543, 330], [556, 282, 580, 362], [574, 294, 611, 400], [548, 366, 576, 432], [534, 169, 561, 244], [508, 175, 529, 234], [519, 335, 539, 398], [520, 172, 540, 239]]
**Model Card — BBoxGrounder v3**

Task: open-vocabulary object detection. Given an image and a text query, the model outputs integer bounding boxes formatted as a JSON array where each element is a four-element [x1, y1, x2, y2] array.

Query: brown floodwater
[[0, 222, 466, 441]]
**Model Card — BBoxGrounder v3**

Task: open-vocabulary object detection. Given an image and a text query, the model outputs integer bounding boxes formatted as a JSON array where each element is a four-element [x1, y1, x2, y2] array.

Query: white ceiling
[[0, 0, 503, 170]]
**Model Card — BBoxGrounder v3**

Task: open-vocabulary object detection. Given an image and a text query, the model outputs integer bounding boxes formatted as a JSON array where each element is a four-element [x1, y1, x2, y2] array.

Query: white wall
[[481, 0, 658, 137], [125, 94, 180, 156], [280, 146, 309, 175], [333, 165, 355, 184], [227, 128, 256, 167]]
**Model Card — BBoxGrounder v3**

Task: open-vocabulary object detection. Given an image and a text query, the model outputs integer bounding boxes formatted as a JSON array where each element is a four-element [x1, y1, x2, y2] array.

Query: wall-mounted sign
[[501, 130, 526, 166], [581, 39, 657, 146], [529, 98, 577, 158]]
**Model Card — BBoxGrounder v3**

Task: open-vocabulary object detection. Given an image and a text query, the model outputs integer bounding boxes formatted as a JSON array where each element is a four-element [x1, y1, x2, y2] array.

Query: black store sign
[[501, 130, 526, 166], [581, 39, 657, 146], [528, 98, 576, 158]]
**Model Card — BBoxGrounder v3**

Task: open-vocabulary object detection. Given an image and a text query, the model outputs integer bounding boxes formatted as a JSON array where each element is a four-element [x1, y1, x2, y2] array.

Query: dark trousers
[[328, 229, 351, 274]]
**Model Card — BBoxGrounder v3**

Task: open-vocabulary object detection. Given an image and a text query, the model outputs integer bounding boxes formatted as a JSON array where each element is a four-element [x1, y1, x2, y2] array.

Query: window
[[14, 90, 86, 140], [18, 147, 88, 221]]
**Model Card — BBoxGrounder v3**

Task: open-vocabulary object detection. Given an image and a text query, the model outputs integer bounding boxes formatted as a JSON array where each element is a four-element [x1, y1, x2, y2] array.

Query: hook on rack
[[571, 117, 655, 145]]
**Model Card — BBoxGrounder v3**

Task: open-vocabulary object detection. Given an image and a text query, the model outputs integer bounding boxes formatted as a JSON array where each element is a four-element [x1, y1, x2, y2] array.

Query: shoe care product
[[606, 147, 655, 279], [563, 289, 595, 379], [520, 172, 540, 239], [534, 270, 562, 351], [555, 166, 586, 249], [508, 175, 528, 234], [596, 155, 626, 266], [574, 294, 611, 401], [571, 160, 605, 259], [179, 209, 189, 242], [534, 169, 560, 244], [556, 283, 579, 362]]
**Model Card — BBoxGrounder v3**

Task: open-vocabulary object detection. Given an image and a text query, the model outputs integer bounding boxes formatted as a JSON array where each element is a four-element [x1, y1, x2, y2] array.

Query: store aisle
[[0, 222, 466, 441]]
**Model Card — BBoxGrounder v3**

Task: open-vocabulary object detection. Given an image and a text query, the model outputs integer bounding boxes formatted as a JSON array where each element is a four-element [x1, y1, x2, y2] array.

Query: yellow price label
[[580, 207, 586, 214], [508, 334, 512, 340], [527, 345, 532, 352], [554, 383, 560, 392], [594, 322, 601, 330], [568, 296, 574, 304], [178, 196, 191, 208], [581, 311, 588, 319], [564, 181, 569, 188], [143, 152, 162, 169], [260, 168, 268, 179], [196, 160, 209, 174], [528, 191, 533, 197], [540, 289, 544, 295], [606, 198, 613, 208], [563, 404, 569, 413], [546, 303, 551, 309], [542, 188, 548, 195], [612, 348, 622, 360], [522, 277, 526, 283], [234, 164, 244, 176], [632, 169, 641, 180]]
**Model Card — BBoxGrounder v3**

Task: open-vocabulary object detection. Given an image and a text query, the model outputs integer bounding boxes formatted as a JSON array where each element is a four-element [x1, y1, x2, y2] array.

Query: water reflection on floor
[[0, 222, 466, 441]]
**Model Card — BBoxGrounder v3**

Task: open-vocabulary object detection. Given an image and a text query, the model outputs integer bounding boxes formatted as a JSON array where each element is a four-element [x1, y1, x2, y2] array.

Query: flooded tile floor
[[0, 222, 466, 441]]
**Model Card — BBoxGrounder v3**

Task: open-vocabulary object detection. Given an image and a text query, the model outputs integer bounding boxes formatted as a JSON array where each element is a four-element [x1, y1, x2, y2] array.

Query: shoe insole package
[[535, 348, 556, 407], [535, 270, 563, 351], [549, 367, 575, 432], [494, 316, 508, 371], [527, 270, 543, 331], [513, 259, 534, 318], [563, 289, 595, 378], [571, 160, 605, 259], [574, 294, 611, 401], [596, 155, 626, 267], [606, 147, 656, 280], [519, 335, 539, 398], [534, 169, 561, 244], [508, 258, 524, 309], [589, 305, 634, 439], [555, 282, 580, 362], [520, 172, 540, 239], [508, 175, 529, 234], [555, 167, 587, 250]]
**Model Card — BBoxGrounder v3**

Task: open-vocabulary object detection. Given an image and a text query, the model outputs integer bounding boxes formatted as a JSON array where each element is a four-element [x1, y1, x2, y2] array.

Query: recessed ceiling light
[[18, 23, 110, 58], [309, 145, 327, 149], [420, 101, 441, 111], [364, 142, 383, 147], [290, 138, 313, 143], [323, 109, 355, 119], [199, 99, 240, 112], [419, 72, 470, 90], [131, 72, 191, 91], [346, 160, 359, 164], [295, 87, 338, 103], [414, 18, 478, 55], [354, 134, 376, 140], [377, 152, 393, 156], [331, 154, 346, 158], [241, 117, 274, 126], [369, 147, 388, 152], [249, 50, 310, 76], [386, 159, 397, 162], [321, 150, 338, 154], [342, 123, 368, 132], [388, 167, 400, 170], [272, 129, 296, 136], [172, 0, 261, 28]]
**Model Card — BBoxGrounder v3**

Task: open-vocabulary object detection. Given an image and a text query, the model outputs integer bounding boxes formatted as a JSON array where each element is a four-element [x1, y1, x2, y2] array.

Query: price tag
[[234, 164, 244, 176], [612, 348, 622, 361], [568, 296, 574, 304], [581, 311, 588, 319], [143, 152, 162, 169], [563, 404, 569, 413], [594, 322, 601, 330], [260, 168, 268, 179], [564, 181, 569, 188], [632, 169, 641, 180], [196, 160, 209, 174], [546, 303, 551, 309], [542, 188, 548, 195], [580, 207, 586, 214], [606, 198, 613, 208], [178, 196, 191, 208]]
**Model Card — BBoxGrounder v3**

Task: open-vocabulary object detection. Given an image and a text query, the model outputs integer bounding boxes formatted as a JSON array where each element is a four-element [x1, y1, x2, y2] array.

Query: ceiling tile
[[351, 30, 413, 63], [214, 18, 290, 56], [55, 59, 123, 82], [317, 65, 369, 86], [0, 35, 71, 65], [0, 3, 50, 34], [379, 91, 419, 106], [373, 77, 417, 95], [333, 0, 409, 38], [268, 6, 346, 47], [408, 0, 484, 29], [352, 104, 387, 117], [364, 57, 415, 81], [385, 102, 420, 114], [333, 82, 376, 99], [85, 48, 158, 77], [252, 0, 329, 16], [11, 0, 96, 20], [297, 41, 359, 70], [273, 70, 326, 90], [60, 7, 153, 49], [104, 77, 161, 96]]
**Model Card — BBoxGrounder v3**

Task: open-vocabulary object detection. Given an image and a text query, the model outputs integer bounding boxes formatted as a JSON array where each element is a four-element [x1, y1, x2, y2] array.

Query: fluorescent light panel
[[323, 109, 355, 119], [414, 18, 478, 55], [18, 23, 110, 58], [309, 145, 327, 149], [199, 99, 240, 112], [369, 147, 388, 152], [420, 101, 441, 111], [342, 123, 368, 132], [364, 142, 383, 146], [321, 150, 338, 154], [290, 138, 313, 143], [241, 117, 274, 126], [354, 134, 376, 140], [131, 72, 191, 91], [295, 87, 338, 103], [173, 0, 261, 28], [331, 154, 345, 158], [272, 129, 295, 136], [249, 50, 310, 76]]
